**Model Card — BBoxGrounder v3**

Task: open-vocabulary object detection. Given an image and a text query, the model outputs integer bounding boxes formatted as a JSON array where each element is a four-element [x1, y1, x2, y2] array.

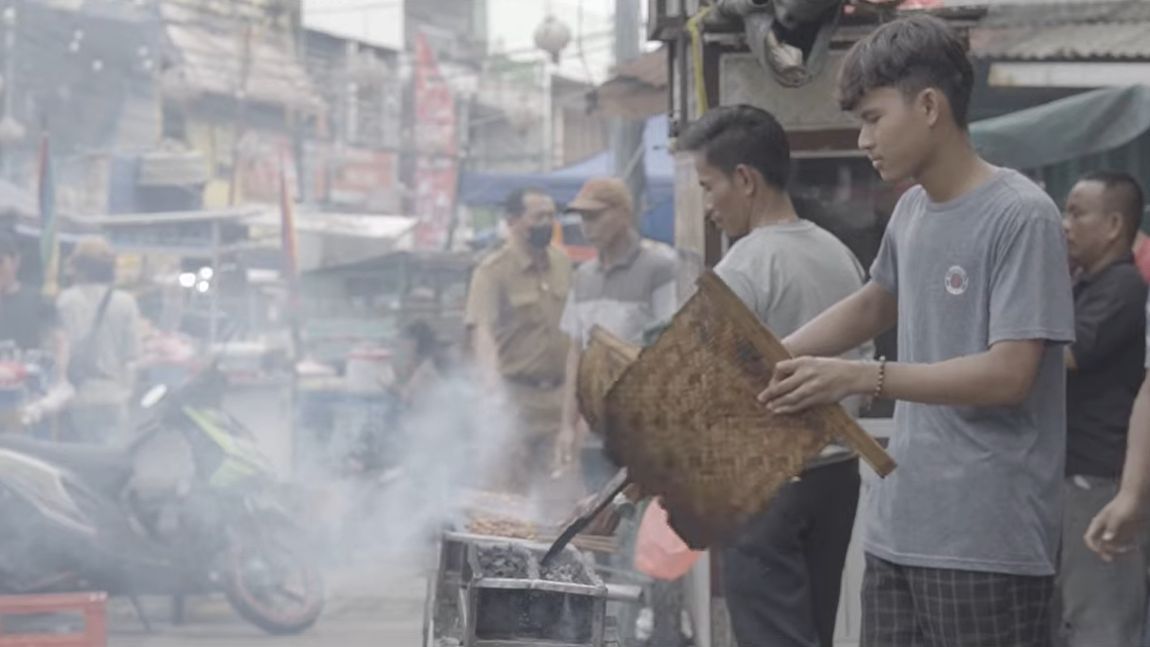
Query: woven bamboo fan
[[597, 270, 895, 549], [577, 326, 642, 435]]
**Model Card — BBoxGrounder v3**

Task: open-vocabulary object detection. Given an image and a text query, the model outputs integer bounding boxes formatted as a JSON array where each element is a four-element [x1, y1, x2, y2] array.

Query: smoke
[[290, 360, 573, 584]]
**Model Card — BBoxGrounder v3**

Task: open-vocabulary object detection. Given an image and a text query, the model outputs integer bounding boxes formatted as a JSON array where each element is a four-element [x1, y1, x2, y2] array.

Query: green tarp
[[970, 84, 1150, 209], [971, 84, 1150, 171]]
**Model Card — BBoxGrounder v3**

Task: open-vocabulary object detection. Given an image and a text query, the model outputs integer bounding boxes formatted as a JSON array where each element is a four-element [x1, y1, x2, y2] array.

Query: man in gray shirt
[[555, 176, 683, 646], [759, 16, 1075, 647], [555, 176, 679, 489], [679, 105, 870, 647]]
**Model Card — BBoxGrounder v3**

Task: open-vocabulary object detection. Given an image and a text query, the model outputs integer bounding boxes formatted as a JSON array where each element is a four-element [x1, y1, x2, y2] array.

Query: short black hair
[[676, 104, 791, 190], [1080, 170, 1145, 242], [503, 187, 551, 220], [838, 14, 974, 128]]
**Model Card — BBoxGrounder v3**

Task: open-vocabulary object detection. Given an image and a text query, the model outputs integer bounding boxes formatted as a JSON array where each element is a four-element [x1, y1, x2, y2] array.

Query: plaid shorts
[[862, 553, 1054, 647]]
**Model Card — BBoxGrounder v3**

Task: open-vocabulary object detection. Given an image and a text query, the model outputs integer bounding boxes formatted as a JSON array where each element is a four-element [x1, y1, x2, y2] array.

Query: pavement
[[109, 561, 429, 647], [105, 388, 472, 646], [103, 390, 431, 646]]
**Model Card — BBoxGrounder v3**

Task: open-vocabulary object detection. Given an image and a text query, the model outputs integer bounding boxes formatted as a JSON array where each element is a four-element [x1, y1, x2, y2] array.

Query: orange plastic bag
[[634, 499, 703, 581]]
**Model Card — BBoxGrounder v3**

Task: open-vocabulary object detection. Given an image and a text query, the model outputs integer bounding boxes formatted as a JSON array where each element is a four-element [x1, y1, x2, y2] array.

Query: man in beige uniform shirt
[[465, 187, 572, 493]]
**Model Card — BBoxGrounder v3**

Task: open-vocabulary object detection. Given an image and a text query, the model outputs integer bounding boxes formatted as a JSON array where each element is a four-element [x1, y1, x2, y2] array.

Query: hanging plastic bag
[[634, 499, 702, 581]]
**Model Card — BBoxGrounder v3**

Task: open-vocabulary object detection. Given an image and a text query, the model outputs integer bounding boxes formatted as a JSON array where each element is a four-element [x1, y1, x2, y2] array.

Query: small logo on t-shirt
[[945, 265, 969, 296]]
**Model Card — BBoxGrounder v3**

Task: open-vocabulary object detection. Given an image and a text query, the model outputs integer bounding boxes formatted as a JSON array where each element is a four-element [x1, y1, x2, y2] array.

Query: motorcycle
[[0, 359, 325, 635]]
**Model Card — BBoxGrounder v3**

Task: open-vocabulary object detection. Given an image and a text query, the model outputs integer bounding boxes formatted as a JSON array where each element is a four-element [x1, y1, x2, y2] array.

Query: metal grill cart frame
[[424, 531, 610, 647]]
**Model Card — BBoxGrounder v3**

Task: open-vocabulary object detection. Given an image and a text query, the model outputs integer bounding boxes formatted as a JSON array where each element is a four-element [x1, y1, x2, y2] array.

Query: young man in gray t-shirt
[[679, 105, 871, 647], [759, 16, 1074, 647]]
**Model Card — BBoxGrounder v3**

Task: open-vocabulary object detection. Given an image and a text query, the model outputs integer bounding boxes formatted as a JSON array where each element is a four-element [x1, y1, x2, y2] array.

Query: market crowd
[[460, 14, 1150, 647], [0, 13, 1147, 647]]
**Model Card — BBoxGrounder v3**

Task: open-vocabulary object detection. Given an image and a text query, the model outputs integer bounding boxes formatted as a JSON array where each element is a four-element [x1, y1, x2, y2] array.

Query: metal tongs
[[541, 467, 631, 566]]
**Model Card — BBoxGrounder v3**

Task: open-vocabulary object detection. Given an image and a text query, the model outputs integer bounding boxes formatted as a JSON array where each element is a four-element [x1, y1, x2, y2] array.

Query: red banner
[[412, 31, 458, 250], [237, 133, 295, 204]]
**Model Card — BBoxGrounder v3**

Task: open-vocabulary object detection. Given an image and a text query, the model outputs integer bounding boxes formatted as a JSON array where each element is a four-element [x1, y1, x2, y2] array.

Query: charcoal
[[476, 545, 529, 579], [541, 554, 589, 585]]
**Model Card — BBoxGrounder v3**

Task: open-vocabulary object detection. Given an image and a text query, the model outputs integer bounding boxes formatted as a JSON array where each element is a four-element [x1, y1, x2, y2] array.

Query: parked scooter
[[0, 359, 325, 635]]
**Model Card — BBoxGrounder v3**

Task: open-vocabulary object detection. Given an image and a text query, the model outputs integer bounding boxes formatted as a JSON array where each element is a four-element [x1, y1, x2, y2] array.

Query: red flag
[[412, 32, 458, 250], [279, 154, 299, 301], [279, 153, 305, 361]]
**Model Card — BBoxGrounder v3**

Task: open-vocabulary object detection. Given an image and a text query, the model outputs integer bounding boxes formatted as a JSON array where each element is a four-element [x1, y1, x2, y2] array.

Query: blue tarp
[[460, 115, 676, 244]]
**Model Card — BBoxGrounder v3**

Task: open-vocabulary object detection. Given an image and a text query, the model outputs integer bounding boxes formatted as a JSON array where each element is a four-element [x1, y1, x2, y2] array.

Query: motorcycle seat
[[0, 435, 134, 496]]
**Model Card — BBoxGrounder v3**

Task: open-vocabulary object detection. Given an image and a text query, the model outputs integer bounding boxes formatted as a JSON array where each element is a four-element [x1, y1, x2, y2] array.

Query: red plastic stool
[[0, 592, 107, 647]]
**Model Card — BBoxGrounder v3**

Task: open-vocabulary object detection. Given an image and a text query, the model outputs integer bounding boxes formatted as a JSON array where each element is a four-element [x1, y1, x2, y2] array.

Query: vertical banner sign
[[412, 32, 458, 250]]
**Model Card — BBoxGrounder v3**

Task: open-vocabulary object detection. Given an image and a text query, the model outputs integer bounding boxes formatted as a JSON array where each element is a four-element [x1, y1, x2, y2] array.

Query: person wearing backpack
[[56, 238, 141, 444]]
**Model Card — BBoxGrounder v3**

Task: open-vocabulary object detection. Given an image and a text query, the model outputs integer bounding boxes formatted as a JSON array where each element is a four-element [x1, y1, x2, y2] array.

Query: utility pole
[[290, 1, 307, 202], [612, 0, 645, 211], [228, 17, 255, 206]]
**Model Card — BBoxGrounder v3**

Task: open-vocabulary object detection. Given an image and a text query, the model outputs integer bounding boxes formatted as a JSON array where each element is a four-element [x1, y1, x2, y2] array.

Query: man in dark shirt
[[0, 232, 54, 353], [1061, 171, 1149, 647]]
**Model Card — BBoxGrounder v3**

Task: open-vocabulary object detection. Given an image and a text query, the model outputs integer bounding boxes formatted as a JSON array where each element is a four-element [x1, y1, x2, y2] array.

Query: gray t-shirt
[[715, 220, 873, 463], [561, 238, 679, 349], [865, 168, 1075, 576]]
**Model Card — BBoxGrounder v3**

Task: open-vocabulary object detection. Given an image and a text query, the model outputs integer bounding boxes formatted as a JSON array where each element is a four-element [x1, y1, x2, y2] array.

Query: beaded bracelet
[[865, 356, 887, 412], [873, 356, 888, 401]]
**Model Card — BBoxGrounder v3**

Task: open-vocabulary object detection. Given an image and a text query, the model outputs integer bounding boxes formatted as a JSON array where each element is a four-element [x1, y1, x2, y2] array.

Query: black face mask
[[527, 223, 554, 249]]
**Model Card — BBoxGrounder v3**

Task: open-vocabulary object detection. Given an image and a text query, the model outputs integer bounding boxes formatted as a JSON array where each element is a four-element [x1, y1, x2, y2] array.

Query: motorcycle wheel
[[223, 534, 325, 635]]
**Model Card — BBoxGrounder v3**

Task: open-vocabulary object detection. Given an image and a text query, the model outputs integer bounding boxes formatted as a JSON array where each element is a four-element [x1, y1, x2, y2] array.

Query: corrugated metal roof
[[973, 23, 1150, 58], [945, 0, 1145, 7], [972, 1, 1150, 59], [980, 0, 1150, 27]]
